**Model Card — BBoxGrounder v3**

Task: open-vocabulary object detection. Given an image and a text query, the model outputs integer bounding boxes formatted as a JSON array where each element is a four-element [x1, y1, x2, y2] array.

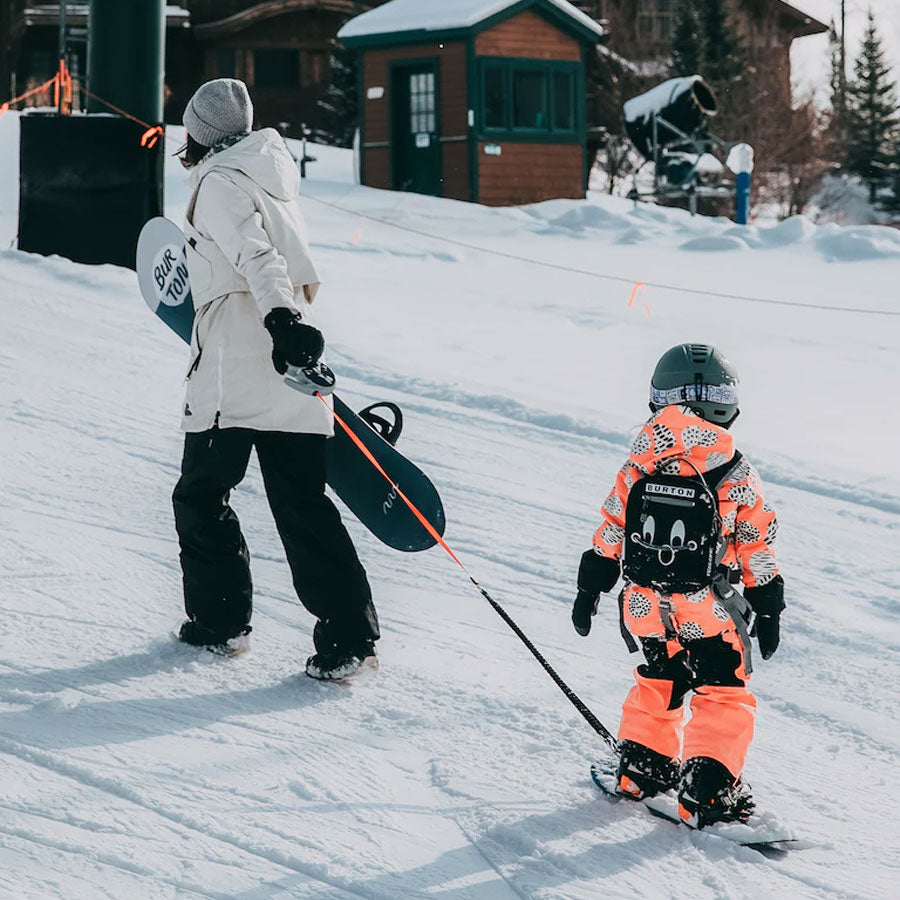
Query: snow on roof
[[339, 0, 605, 42]]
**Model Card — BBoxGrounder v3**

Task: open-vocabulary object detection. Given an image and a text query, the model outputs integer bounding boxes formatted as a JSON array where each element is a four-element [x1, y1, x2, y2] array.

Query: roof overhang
[[339, 0, 606, 50], [23, 4, 191, 29], [768, 0, 828, 39], [193, 0, 359, 42]]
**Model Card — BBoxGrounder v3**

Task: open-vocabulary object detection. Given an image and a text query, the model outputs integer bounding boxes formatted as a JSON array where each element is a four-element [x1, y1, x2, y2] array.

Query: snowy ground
[[0, 114, 898, 898]]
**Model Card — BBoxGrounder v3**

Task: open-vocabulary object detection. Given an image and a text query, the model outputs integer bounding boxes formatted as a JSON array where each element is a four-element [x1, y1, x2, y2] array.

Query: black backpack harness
[[618, 451, 755, 673]]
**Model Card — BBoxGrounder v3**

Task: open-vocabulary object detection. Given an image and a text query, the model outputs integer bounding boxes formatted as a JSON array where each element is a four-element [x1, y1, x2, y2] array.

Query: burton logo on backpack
[[622, 469, 721, 594]]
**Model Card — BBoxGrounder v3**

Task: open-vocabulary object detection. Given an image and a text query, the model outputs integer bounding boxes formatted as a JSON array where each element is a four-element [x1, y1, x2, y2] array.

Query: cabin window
[[483, 65, 506, 129], [479, 59, 580, 138], [254, 49, 300, 88], [409, 71, 436, 133], [637, 0, 675, 42], [512, 68, 547, 129], [553, 70, 575, 131]]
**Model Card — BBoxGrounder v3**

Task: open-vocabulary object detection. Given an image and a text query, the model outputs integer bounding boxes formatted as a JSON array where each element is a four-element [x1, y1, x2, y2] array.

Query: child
[[571, 344, 785, 827]]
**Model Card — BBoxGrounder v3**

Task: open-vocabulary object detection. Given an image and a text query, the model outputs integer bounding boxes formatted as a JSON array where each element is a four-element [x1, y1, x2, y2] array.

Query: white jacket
[[181, 129, 333, 435]]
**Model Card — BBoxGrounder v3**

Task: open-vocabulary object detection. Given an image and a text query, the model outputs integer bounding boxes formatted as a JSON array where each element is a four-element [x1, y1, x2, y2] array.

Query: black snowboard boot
[[615, 740, 680, 800], [678, 756, 754, 828], [178, 621, 252, 657], [306, 639, 378, 681]]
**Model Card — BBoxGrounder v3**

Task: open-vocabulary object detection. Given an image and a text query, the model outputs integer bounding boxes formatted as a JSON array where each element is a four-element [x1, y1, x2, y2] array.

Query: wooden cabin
[[339, 0, 606, 206]]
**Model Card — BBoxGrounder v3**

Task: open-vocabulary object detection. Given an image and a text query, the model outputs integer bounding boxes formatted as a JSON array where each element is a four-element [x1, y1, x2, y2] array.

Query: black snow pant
[[172, 428, 379, 650]]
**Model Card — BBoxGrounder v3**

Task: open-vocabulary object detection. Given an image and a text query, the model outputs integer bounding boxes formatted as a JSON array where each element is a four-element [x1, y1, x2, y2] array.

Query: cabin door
[[391, 61, 440, 196]]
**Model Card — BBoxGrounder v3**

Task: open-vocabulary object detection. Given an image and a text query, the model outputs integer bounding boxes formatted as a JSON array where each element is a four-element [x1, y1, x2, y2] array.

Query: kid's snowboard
[[590, 760, 805, 856], [136, 216, 446, 552]]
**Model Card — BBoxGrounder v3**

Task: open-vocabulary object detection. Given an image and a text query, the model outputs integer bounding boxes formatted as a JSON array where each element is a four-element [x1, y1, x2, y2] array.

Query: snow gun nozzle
[[284, 362, 337, 397]]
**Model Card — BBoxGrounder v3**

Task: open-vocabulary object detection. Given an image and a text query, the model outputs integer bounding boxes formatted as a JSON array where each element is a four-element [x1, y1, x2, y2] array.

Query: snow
[[0, 111, 899, 897], [622, 76, 705, 125], [338, 0, 605, 42]]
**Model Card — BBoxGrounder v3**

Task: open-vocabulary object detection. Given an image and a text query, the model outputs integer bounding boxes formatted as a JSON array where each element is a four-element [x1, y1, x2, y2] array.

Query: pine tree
[[317, 39, 358, 148], [698, 0, 745, 87], [671, 1, 703, 77], [826, 19, 848, 160], [845, 9, 898, 202]]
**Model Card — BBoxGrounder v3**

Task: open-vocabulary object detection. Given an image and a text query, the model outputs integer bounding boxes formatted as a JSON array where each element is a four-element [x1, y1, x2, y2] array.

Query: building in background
[[595, 0, 828, 98], [2, 3, 190, 111], [341, 0, 606, 206], [1, 1, 388, 136]]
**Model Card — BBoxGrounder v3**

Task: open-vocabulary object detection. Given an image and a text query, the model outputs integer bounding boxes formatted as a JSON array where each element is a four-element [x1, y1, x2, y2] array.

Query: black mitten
[[754, 614, 781, 660], [263, 308, 324, 375], [745, 575, 785, 660], [571, 550, 620, 637]]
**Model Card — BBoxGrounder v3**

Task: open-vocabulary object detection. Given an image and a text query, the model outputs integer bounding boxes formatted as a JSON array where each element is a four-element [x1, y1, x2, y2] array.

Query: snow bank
[[521, 193, 900, 262]]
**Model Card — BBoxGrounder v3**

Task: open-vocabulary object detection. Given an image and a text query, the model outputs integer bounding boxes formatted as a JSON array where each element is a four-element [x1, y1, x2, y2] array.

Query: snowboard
[[590, 760, 805, 856], [136, 216, 446, 552]]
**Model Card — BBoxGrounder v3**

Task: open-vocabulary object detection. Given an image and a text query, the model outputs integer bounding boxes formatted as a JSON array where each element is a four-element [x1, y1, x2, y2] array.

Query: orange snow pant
[[618, 631, 756, 778]]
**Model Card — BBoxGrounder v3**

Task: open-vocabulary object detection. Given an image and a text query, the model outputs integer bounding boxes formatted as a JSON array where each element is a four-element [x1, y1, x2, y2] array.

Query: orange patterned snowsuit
[[593, 405, 779, 777]]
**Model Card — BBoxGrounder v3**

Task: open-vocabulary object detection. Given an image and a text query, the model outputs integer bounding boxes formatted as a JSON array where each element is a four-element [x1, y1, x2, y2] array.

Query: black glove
[[263, 308, 324, 375], [571, 550, 620, 637], [745, 575, 785, 660], [754, 615, 781, 660], [572, 589, 599, 636]]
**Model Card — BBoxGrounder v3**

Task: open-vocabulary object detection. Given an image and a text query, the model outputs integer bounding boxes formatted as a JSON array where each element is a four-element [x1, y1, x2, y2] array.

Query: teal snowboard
[[136, 216, 446, 552]]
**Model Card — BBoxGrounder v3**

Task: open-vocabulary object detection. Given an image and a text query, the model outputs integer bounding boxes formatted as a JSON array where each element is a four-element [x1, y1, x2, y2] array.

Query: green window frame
[[479, 58, 580, 139]]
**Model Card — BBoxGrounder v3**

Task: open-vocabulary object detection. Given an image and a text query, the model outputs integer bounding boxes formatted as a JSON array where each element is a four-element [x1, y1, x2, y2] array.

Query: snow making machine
[[623, 76, 735, 215]]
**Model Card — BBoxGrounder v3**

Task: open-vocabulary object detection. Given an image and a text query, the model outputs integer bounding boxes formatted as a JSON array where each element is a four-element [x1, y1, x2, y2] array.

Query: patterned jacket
[[591, 405, 780, 642]]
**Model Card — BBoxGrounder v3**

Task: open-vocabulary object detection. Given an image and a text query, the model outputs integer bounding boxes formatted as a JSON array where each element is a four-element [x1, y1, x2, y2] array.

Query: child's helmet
[[650, 344, 739, 427]]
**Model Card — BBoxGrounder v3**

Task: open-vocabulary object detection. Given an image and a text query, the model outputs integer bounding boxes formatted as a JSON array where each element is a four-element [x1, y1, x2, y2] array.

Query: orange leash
[[318, 392, 618, 750]]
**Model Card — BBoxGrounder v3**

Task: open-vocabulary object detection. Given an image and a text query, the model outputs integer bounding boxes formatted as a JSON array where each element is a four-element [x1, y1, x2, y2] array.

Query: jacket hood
[[629, 405, 735, 477], [192, 129, 300, 201]]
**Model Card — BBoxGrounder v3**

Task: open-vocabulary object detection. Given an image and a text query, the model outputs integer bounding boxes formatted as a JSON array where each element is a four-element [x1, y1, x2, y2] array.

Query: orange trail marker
[[627, 281, 645, 308], [140, 125, 164, 149]]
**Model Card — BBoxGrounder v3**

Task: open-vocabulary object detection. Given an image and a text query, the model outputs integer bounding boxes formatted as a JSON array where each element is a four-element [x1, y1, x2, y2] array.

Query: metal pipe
[[88, 0, 165, 124]]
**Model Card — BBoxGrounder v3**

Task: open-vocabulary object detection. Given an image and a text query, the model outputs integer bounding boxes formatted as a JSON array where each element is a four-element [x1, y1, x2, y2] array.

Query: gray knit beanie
[[183, 78, 253, 147]]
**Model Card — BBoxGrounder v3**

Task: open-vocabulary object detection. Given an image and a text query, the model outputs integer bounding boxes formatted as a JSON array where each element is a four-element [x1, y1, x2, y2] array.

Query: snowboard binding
[[358, 402, 403, 446]]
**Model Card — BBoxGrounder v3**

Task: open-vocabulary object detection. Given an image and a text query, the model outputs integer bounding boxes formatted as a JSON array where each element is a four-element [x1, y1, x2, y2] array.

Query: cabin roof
[[339, 0, 606, 48]]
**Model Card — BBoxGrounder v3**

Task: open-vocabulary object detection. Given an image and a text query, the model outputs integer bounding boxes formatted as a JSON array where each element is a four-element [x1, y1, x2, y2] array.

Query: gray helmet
[[650, 343, 739, 427]]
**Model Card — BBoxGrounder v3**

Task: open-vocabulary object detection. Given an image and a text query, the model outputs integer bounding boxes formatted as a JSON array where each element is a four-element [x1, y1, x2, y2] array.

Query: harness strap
[[617, 589, 639, 653], [712, 574, 754, 675], [710, 450, 754, 672]]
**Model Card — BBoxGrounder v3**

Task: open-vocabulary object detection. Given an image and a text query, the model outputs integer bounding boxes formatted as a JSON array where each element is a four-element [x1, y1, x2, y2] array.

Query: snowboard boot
[[615, 740, 680, 800], [178, 621, 252, 657], [677, 756, 755, 828], [306, 639, 378, 682]]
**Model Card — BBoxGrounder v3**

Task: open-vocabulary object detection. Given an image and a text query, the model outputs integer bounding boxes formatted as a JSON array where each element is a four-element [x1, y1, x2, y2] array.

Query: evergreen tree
[[698, 0, 744, 87], [317, 39, 358, 148], [826, 19, 848, 161], [828, 19, 845, 114], [845, 9, 898, 202], [671, 1, 702, 77]]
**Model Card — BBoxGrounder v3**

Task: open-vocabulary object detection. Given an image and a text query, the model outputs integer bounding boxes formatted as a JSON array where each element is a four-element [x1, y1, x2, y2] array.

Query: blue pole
[[735, 171, 751, 225]]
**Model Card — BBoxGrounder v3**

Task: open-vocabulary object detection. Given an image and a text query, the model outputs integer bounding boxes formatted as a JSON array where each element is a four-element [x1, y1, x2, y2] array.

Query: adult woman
[[174, 78, 379, 680]]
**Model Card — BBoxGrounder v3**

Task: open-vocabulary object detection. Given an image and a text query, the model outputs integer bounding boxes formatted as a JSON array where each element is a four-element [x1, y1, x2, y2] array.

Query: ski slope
[[0, 113, 898, 898]]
